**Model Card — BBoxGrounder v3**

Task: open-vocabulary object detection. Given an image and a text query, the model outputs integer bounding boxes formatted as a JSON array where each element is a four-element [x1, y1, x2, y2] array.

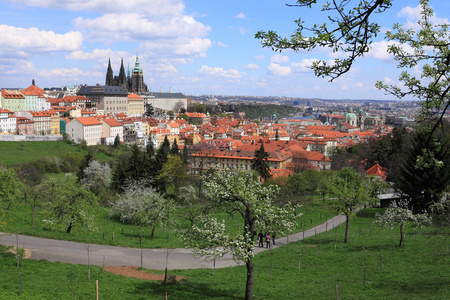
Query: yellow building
[[127, 93, 144, 117]]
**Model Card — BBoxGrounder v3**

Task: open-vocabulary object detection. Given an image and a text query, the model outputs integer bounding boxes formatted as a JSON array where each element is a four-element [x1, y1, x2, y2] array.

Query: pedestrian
[[266, 232, 271, 248], [272, 231, 276, 246], [258, 231, 264, 247]]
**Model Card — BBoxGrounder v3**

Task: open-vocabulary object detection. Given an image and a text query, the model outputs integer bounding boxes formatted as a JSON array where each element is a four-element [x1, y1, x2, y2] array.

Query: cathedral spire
[[105, 58, 114, 86], [118, 58, 127, 89]]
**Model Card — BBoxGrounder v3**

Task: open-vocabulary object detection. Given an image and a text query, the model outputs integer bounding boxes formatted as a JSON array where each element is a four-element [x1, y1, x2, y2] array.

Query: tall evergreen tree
[[76, 152, 93, 183], [170, 139, 179, 156], [251, 143, 271, 181], [394, 130, 450, 213]]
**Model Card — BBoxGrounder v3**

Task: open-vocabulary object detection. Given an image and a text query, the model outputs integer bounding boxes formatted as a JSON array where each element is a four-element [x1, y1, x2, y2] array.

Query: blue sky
[[0, 0, 449, 100]]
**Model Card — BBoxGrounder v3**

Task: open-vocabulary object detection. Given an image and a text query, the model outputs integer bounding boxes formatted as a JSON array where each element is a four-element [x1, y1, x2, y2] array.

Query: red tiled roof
[[75, 117, 102, 126]]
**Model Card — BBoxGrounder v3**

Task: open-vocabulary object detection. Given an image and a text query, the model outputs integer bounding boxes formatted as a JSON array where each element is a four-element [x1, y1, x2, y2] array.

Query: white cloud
[[197, 65, 244, 78], [0, 25, 82, 57], [38, 67, 95, 78], [235, 12, 246, 19], [0, 58, 37, 75], [11, 0, 185, 16], [290, 58, 318, 73], [270, 54, 290, 63], [140, 37, 211, 59], [267, 63, 291, 76], [66, 49, 128, 61], [383, 77, 394, 83], [367, 41, 414, 61], [398, 4, 449, 29], [243, 63, 259, 70], [217, 41, 229, 48], [255, 55, 265, 60], [74, 13, 211, 42], [239, 27, 251, 35]]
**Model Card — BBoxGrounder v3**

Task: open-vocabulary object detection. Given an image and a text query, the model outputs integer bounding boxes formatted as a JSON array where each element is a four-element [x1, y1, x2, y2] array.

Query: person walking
[[272, 231, 276, 246], [266, 232, 271, 248], [258, 231, 264, 247]]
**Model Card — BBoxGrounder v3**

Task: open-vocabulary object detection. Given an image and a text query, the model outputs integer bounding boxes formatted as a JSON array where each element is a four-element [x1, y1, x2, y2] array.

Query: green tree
[[256, 0, 393, 80], [170, 139, 179, 156], [0, 166, 21, 211], [251, 143, 271, 181], [374, 200, 431, 247], [375, 0, 450, 135], [394, 129, 450, 213], [111, 182, 174, 239], [144, 103, 154, 117], [76, 152, 93, 183], [41, 177, 97, 234], [182, 171, 298, 300], [158, 154, 188, 195], [195, 104, 206, 114], [325, 168, 376, 243], [113, 134, 121, 148]]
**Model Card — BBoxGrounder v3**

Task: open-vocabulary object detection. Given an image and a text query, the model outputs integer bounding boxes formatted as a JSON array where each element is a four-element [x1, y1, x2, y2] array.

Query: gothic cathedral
[[105, 56, 148, 94]]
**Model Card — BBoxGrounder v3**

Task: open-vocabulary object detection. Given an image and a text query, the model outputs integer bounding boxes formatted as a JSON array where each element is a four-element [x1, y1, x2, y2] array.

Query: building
[[105, 56, 148, 94], [143, 92, 187, 112], [66, 117, 103, 145], [101, 117, 124, 144], [0, 109, 17, 133], [77, 84, 128, 115], [127, 93, 144, 116]]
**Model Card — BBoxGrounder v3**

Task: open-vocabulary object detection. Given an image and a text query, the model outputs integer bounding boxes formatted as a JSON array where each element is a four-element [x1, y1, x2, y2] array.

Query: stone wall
[[0, 135, 64, 142]]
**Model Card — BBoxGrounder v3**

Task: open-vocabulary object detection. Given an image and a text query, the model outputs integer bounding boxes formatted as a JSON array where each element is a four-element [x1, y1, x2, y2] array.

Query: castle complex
[[105, 56, 148, 94]]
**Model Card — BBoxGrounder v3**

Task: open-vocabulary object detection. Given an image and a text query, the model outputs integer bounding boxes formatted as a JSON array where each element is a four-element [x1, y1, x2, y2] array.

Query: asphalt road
[[0, 213, 347, 270]]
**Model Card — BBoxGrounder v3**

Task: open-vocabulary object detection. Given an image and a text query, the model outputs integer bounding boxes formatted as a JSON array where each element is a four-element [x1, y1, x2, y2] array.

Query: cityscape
[[0, 0, 449, 299]]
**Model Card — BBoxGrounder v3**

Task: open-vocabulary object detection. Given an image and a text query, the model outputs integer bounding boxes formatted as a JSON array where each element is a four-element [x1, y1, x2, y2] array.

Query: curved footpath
[[0, 213, 347, 270]]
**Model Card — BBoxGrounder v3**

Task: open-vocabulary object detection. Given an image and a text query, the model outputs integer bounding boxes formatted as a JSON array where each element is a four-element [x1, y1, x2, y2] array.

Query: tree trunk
[[66, 221, 73, 234], [150, 226, 156, 239], [31, 206, 36, 229], [245, 260, 254, 300], [344, 214, 350, 243], [399, 224, 404, 247]]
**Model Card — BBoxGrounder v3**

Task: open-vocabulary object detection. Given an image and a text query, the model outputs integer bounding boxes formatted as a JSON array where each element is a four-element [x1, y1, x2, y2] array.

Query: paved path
[[0, 213, 347, 270]]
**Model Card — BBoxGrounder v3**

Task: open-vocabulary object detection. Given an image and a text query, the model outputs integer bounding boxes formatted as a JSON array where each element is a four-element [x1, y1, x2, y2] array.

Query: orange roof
[[128, 93, 143, 100], [75, 117, 102, 126], [101, 118, 123, 127], [23, 84, 45, 96], [366, 163, 387, 181]]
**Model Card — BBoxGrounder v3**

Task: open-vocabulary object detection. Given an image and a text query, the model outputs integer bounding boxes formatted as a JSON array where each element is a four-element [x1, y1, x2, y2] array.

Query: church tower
[[118, 58, 127, 90], [105, 58, 114, 86], [130, 55, 148, 94]]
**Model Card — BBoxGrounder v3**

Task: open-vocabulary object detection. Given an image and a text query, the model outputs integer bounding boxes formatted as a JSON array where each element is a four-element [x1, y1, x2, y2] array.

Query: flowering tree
[[80, 160, 112, 195], [111, 182, 175, 238], [325, 168, 379, 243], [182, 171, 299, 300], [374, 200, 431, 247]]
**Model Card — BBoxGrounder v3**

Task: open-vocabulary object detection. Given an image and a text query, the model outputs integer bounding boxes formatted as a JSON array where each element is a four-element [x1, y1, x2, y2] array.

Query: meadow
[[1, 209, 448, 299]]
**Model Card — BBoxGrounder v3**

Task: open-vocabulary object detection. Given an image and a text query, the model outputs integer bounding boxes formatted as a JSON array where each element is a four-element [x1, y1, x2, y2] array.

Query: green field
[[1, 209, 448, 299], [3, 199, 333, 249], [0, 141, 121, 166]]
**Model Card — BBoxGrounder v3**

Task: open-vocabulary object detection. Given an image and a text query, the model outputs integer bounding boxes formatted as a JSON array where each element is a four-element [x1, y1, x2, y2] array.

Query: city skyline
[[1, 0, 449, 100]]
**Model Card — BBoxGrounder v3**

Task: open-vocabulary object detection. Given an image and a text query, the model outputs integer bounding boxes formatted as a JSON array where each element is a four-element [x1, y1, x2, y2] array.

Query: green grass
[[1, 208, 448, 299], [0, 141, 83, 165], [3, 199, 333, 249]]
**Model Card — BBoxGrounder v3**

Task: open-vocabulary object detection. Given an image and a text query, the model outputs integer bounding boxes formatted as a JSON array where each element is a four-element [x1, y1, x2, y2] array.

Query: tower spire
[[105, 58, 114, 86]]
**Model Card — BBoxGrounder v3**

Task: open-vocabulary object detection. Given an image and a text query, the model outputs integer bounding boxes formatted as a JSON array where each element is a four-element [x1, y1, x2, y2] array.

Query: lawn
[[2, 198, 333, 249], [1, 208, 448, 299]]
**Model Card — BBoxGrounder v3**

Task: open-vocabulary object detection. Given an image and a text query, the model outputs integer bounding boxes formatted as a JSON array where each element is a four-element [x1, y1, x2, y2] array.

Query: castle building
[[105, 56, 148, 94]]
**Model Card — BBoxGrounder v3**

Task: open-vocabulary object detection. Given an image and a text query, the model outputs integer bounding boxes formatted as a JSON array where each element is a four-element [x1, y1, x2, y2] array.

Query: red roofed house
[[366, 163, 387, 181], [101, 117, 124, 144], [127, 93, 144, 116], [16, 117, 34, 135], [0, 109, 17, 133], [67, 117, 103, 145]]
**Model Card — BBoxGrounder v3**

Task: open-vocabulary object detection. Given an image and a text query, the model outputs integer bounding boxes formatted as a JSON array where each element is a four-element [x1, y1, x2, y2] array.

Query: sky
[[0, 0, 449, 100]]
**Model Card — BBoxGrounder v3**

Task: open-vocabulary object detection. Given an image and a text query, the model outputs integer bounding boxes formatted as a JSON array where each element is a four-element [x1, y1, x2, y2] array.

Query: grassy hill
[[1, 208, 448, 299]]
